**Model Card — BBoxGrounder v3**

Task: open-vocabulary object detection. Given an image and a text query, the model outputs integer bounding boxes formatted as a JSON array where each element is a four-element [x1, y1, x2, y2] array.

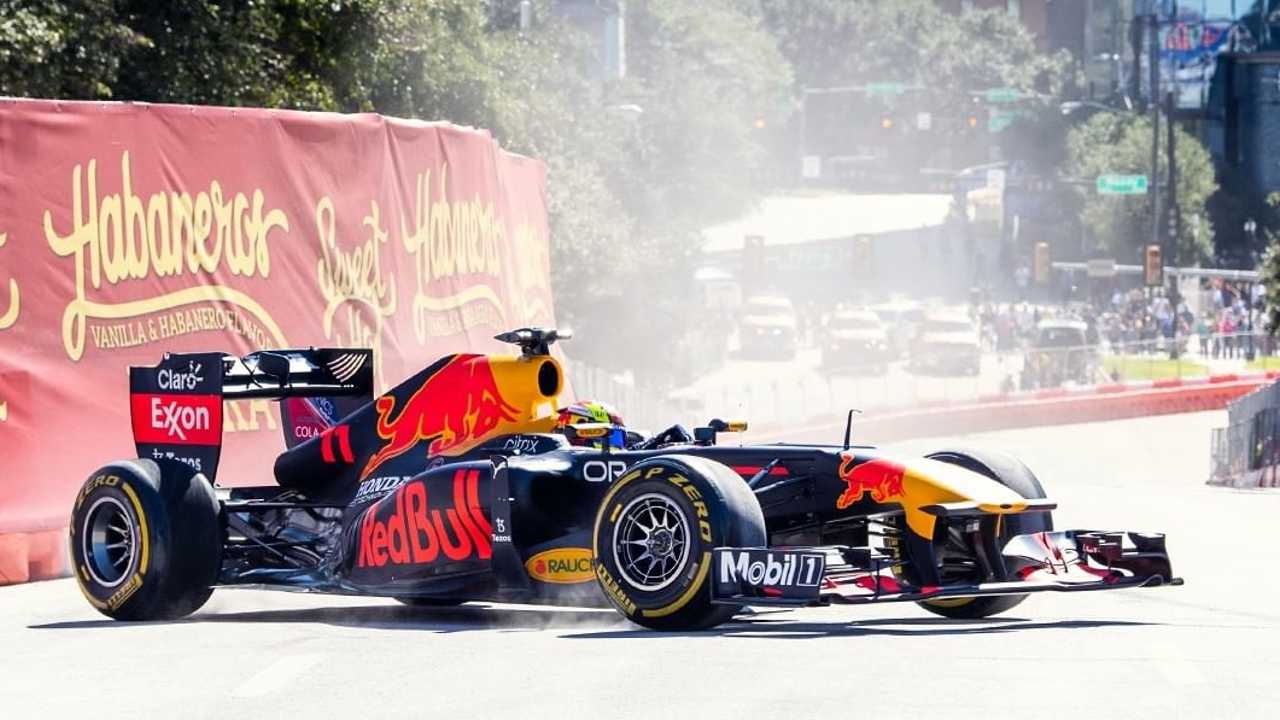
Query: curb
[[0, 529, 69, 586]]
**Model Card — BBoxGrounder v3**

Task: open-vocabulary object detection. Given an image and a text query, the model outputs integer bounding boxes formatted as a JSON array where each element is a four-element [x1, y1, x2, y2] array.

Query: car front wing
[[711, 530, 1181, 607]]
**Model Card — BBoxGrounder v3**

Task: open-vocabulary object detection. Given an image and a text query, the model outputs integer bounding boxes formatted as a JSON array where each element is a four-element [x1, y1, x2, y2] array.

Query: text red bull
[[361, 355, 519, 479], [836, 455, 906, 509]]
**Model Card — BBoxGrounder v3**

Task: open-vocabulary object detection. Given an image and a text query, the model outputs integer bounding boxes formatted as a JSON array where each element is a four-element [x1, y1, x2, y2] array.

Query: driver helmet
[[555, 400, 625, 447]]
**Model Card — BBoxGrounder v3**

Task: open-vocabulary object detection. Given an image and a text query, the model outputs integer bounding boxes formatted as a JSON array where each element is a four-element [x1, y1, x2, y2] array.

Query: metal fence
[[1210, 378, 1280, 487], [1210, 406, 1280, 487]]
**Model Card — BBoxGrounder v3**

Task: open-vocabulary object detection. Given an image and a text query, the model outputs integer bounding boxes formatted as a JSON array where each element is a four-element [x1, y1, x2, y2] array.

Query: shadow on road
[[561, 615, 1158, 640], [30, 601, 1158, 639], [29, 602, 626, 634]]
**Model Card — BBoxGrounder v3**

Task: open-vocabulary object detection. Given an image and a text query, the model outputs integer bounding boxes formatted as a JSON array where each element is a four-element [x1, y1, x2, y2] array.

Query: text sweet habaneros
[[0, 150, 547, 434]]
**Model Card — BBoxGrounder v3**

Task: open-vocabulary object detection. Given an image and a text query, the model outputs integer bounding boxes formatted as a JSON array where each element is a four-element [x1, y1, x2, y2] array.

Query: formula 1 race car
[[70, 328, 1181, 630]]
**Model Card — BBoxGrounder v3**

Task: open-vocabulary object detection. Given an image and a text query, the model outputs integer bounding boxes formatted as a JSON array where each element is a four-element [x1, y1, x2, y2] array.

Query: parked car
[[1021, 319, 1099, 390], [871, 300, 925, 357], [910, 310, 982, 375], [822, 308, 892, 373], [739, 295, 799, 360]]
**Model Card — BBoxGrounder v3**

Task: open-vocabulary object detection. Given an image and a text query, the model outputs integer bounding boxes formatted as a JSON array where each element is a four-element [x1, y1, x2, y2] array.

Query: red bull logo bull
[[361, 355, 519, 479], [836, 454, 906, 509]]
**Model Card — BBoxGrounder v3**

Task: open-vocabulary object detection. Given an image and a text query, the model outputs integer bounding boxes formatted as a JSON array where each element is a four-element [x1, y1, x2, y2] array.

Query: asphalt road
[[3, 410, 1278, 719]]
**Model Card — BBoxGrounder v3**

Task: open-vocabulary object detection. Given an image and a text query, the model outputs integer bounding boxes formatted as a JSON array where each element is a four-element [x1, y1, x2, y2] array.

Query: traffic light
[[1144, 245, 1163, 287], [1033, 242, 1050, 285], [880, 114, 894, 130], [753, 116, 766, 130]]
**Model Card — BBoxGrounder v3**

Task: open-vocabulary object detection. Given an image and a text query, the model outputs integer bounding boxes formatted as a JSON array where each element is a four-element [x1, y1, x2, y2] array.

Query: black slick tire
[[69, 459, 221, 621], [592, 455, 765, 631], [915, 447, 1053, 619]]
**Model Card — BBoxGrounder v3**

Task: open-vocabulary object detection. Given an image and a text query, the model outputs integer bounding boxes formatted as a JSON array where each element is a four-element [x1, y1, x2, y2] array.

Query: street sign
[[985, 87, 1025, 103], [1086, 258, 1117, 278], [865, 82, 907, 97], [988, 110, 1017, 133], [1096, 174, 1148, 195]]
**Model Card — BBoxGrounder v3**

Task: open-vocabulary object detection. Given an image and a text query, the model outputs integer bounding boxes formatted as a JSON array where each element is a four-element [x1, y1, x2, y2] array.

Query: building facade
[[1205, 52, 1280, 197]]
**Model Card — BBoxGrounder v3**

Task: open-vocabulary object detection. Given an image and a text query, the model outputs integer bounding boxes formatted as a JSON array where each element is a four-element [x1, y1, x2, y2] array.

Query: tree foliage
[[5, 1, 1238, 373], [1064, 112, 1218, 264], [760, 0, 1072, 103], [0, 0, 791, 380], [0, 0, 140, 98]]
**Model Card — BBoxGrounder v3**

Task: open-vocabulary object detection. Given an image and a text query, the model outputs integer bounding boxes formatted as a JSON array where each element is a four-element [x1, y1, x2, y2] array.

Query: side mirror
[[695, 418, 748, 445]]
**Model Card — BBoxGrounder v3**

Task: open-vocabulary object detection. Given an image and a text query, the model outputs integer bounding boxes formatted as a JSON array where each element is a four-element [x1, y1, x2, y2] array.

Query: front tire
[[592, 455, 765, 631], [915, 448, 1053, 619], [69, 459, 221, 621]]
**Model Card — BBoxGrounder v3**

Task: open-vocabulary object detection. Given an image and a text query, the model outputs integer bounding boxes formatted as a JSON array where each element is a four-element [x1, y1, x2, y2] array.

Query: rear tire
[[915, 447, 1053, 620], [69, 459, 221, 621], [592, 455, 765, 631]]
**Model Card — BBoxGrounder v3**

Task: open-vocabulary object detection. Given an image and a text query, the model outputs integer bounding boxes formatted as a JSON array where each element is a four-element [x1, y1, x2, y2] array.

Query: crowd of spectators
[[974, 280, 1271, 361], [1095, 283, 1269, 358]]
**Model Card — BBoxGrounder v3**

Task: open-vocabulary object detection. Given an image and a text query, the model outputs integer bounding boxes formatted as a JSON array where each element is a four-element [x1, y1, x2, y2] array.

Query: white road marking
[[232, 653, 325, 699]]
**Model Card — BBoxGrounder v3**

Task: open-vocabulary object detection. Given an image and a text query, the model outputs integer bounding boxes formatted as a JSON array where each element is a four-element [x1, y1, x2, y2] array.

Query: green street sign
[[988, 110, 1017, 133], [865, 82, 907, 97], [1096, 174, 1149, 195], [984, 87, 1025, 103]]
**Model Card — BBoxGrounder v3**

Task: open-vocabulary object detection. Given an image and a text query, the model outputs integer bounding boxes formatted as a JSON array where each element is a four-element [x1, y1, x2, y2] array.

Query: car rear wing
[[128, 349, 374, 481], [220, 348, 374, 399]]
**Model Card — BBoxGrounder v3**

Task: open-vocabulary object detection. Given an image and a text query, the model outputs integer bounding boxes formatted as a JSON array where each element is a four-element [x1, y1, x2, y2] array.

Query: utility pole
[[1149, 10, 1161, 264], [1166, 90, 1178, 267]]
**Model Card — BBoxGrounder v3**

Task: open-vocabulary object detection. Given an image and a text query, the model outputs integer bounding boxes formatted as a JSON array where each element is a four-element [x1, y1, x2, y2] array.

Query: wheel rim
[[82, 497, 136, 588], [612, 493, 691, 592]]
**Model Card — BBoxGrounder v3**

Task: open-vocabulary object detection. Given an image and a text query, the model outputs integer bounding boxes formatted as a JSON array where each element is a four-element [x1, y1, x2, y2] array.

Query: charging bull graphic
[[361, 355, 519, 479], [836, 455, 907, 509]]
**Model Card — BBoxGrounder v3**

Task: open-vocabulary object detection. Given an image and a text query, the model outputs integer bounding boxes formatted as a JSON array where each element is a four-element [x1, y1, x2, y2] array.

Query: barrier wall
[[760, 374, 1270, 447], [0, 99, 555, 584], [856, 379, 1263, 445]]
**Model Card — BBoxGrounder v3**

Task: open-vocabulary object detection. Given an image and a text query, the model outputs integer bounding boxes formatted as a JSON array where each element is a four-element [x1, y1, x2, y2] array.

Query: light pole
[[1246, 218, 1259, 359]]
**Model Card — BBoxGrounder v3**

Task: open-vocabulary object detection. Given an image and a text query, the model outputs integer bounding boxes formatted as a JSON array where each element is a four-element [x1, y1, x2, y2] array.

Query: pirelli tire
[[69, 459, 221, 621], [917, 447, 1054, 619], [592, 455, 766, 631]]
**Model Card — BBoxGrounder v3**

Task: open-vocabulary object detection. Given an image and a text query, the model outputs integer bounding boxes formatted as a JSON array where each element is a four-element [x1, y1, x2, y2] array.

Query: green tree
[[486, 0, 791, 377], [0, 0, 791, 380], [1064, 111, 1217, 265], [0, 0, 140, 99], [757, 0, 1076, 168]]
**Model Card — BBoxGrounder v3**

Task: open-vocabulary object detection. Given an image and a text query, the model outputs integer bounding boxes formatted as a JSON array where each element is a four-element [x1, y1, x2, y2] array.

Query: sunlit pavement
[[3, 411, 1277, 718]]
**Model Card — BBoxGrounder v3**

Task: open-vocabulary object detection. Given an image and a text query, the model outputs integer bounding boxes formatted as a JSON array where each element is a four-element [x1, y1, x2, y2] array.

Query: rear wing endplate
[[128, 348, 374, 480]]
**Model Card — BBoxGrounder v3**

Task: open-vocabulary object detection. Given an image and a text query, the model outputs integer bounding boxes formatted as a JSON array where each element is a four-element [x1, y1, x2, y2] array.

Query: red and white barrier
[[761, 374, 1272, 445]]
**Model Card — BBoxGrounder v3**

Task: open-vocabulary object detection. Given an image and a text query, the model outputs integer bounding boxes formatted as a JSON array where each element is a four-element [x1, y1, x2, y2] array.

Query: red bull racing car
[[70, 328, 1180, 630]]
